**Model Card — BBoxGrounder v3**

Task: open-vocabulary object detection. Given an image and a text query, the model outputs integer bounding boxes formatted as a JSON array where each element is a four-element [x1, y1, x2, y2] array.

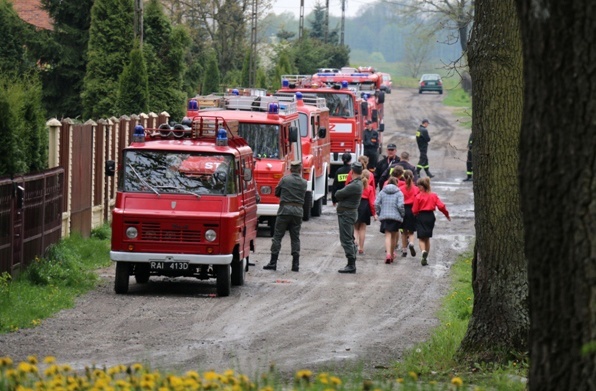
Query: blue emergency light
[[216, 128, 228, 146], [133, 125, 145, 143], [296, 91, 303, 100], [268, 102, 280, 114], [232, 89, 239, 96], [188, 99, 198, 110], [341, 81, 349, 89], [282, 79, 289, 88]]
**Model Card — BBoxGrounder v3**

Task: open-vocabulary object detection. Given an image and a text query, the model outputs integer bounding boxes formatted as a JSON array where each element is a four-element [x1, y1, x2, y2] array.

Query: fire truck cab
[[191, 92, 302, 235], [107, 118, 258, 297]]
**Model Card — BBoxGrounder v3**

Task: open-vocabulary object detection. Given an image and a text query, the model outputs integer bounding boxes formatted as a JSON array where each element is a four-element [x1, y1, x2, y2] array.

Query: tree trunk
[[458, 0, 529, 363], [516, 1, 596, 389]]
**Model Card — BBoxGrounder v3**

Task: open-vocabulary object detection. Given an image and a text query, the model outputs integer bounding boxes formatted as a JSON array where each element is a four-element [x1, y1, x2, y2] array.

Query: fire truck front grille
[[140, 222, 202, 242], [330, 140, 351, 152]]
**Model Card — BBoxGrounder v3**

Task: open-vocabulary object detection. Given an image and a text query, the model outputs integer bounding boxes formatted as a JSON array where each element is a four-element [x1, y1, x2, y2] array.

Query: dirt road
[[0, 88, 475, 377]]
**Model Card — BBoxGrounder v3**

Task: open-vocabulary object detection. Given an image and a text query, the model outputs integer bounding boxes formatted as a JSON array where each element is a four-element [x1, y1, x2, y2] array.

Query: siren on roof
[[188, 99, 198, 111], [296, 91, 303, 100], [341, 81, 349, 89], [133, 125, 145, 143], [232, 89, 239, 96], [216, 128, 228, 146], [282, 79, 290, 88], [268, 102, 279, 115]]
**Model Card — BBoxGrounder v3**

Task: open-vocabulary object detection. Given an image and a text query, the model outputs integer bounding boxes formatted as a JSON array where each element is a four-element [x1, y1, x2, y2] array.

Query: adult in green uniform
[[336, 161, 364, 274], [263, 161, 308, 272]]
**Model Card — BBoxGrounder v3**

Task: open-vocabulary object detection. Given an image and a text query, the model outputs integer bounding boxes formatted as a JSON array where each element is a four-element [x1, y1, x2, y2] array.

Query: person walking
[[346, 155, 375, 189], [335, 162, 364, 274], [354, 169, 377, 255], [398, 170, 420, 258], [362, 121, 380, 170], [331, 152, 352, 206], [395, 151, 418, 182], [416, 119, 434, 178], [375, 177, 405, 264], [412, 177, 451, 266], [375, 143, 399, 190], [263, 161, 308, 272], [463, 130, 473, 182]]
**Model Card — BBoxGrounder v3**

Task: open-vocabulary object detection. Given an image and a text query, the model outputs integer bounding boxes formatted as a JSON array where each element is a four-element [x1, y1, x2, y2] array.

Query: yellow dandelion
[[259, 387, 273, 391], [330, 376, 342, 386], [429, 381, 437, 385], [396, 378, 404, 383], [0, 356, 14, 367], [27, 355, 38, 365], [295, 369, 312, 380], [204, 371, 220, 381], [132, 363, 144, 372], [17, 362, 32, 373], [186, 370, 200, 380], [43, 356, 57, 364], [224, 369, 235, 377], [451, 377, 463, 387], [44, 364, 60, 377], [408, 371, 418, 381], [61, 364, 73, 373]]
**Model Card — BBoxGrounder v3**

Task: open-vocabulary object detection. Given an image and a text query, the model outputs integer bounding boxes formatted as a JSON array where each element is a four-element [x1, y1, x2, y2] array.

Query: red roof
[[9, 0, 54, 31]]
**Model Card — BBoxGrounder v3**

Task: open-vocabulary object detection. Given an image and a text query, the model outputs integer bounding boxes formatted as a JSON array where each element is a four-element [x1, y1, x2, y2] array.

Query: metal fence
[[0, 112, 170, 275]]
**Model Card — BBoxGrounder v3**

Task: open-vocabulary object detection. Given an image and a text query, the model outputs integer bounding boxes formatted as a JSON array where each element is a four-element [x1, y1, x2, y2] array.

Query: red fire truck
[[279, 75, 364, 178], [108, 118, 258, 297], [273, 91, 331, 220], [190, 93, 302, 235]]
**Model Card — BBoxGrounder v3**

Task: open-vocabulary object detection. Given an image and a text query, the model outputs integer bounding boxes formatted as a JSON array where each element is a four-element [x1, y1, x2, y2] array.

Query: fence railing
[[0, 112, 170, 275]]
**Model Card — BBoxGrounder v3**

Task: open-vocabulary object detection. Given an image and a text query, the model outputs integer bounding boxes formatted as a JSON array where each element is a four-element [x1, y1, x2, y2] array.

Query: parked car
[[380, 72, 392, 94], [419, 74, 443, 94]]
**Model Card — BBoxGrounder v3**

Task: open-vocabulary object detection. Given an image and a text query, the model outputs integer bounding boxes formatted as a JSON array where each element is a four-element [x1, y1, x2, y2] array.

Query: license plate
[[149, 261, 189, 271]]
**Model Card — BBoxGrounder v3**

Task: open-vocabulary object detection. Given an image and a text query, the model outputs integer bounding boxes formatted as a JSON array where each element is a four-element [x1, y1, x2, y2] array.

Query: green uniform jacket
[[335, 177, 363, 210], [275, 172, 307, 216]]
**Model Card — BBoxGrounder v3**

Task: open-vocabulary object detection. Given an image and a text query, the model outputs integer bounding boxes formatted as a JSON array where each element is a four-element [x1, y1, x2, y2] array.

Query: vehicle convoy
[[107, 118, 258, 297], [279, 75, 365, 178], [273, 91, 331, 220], [189, 92, 303, 234]]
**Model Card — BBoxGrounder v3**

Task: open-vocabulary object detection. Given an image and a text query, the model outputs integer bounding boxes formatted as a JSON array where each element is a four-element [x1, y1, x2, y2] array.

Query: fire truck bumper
[[110, 251, 233, 265]]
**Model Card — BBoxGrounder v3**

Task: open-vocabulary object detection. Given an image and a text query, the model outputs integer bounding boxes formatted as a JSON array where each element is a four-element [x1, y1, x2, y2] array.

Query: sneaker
[[385, 255, 392, 264], [401, 250, 407, 258], [421, 251, 428, 266], [408, 242, 416, 257]]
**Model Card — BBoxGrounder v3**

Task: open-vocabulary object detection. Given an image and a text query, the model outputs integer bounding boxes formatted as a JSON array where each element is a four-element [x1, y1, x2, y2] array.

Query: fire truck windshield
[[122, 151, 236, 195], [238, 123, 280, 158], [315, 93, 354, 118]]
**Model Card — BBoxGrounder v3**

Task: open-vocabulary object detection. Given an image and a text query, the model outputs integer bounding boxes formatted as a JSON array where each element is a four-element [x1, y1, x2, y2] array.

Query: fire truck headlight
[[205, 229, 217, 242], [126, 227, 138, 239], [260, 186, 272, 195]]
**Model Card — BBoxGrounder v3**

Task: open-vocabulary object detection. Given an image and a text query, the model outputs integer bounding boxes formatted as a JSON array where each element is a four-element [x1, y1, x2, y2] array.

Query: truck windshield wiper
[[128, 164, 160, 196], [154, 185, 201, 198]]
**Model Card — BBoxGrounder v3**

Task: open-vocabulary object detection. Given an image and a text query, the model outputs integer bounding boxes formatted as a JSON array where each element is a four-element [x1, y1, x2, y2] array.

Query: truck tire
[[216, 265, 231, 297], [134, 263, 150, 284], [231, 253, 245, 286], [311, 196, 322, 217], [114, 262, 130, 294], [377, 91, 385, 103], [302, 191, 313, 221]]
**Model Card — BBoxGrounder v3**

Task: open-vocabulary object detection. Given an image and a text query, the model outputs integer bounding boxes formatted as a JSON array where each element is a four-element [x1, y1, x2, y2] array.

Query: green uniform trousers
[[270, 214, 303, 256], [337, 209, 358, 261]]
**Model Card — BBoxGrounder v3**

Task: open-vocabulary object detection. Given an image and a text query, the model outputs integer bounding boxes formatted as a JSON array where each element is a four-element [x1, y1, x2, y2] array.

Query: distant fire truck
[[108, 118, 258, 297], [279, 75, 365, 177], [188, 92, 302, 235]]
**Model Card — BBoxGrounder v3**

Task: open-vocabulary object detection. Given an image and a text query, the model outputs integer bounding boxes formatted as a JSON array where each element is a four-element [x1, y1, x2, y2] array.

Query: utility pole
[[324, 0, 329, 43], [340, 0, 346, 46], [134, 0, 143, 46], [249, 0, 258, 87], [299, 0, 304, 40]]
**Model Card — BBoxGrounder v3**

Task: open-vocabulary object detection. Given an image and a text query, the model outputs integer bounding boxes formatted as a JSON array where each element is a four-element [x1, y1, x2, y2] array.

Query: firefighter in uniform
[[335, 162, 364, 274], [416, 119, 434, 178], [263, 161, 308, 272], [331, 152, 352, 206], [362, 121, 380, 170], [463, 130, 473, 182]]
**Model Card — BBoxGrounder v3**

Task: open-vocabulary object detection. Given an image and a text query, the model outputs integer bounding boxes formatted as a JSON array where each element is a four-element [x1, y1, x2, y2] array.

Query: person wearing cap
[[362, 121, 380, 170], [263, 161, 308, 272], [331, 152, 352, 206], [380, 151, 418, 187], [375, 143, 399, 190], [335, 161, 364, 273], [416, 119, 434, 178]]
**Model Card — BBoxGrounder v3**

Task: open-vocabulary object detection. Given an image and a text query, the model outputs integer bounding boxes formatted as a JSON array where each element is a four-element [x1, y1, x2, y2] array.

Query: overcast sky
[[270, 0, 366, 18]]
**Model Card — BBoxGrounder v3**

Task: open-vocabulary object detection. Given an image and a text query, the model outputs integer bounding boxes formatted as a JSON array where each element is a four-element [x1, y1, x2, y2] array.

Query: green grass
[[0, 225, 111, 333], [443, 87, 472, 129]]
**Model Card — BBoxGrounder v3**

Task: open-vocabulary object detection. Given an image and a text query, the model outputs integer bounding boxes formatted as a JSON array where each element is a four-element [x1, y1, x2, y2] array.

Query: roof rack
[[224, 95, 297, 115], [273, 92, 327, 109], [141, 116, 240, 140]]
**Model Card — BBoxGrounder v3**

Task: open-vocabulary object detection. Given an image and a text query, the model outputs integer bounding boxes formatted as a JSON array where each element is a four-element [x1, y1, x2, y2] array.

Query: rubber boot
[[291, 254, 299, 272], [424, 168, 435, 178], [416, 167, 422, 177], [263, 254, 278, 270], [463, 175, 473, 182], [338, 258, 356, 274]]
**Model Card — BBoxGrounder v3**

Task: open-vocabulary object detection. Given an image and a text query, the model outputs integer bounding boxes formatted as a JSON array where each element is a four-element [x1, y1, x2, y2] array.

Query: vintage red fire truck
[[273, 91, 331, 220], [278, 75, 364, 177], [190, 92, 302, 235], [107, 118, 258, 297]]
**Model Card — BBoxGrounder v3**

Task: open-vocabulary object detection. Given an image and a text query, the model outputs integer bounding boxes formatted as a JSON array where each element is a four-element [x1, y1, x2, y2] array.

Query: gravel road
[[0, 88, 475, 377]]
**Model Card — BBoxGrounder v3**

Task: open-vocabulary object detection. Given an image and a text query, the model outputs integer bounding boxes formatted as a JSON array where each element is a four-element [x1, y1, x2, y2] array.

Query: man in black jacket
[[362, 121, 379, 170], [374, 143, 399, 190], [463, 130, 473, 182], [416, 119, 434, 178]]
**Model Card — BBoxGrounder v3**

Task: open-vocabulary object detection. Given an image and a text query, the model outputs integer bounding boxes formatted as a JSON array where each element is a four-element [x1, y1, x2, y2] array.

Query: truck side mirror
[[289, 126, 298, 143], [379, 123, 385, 132], [105, 160, 116, 177], [243, 167, 253, 182], [318, 127, 327, 139]]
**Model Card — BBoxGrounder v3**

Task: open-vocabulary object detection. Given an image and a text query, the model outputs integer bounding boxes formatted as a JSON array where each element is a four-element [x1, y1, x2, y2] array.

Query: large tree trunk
[[458, 0, 529, 362], [516, 1, 596, 389]]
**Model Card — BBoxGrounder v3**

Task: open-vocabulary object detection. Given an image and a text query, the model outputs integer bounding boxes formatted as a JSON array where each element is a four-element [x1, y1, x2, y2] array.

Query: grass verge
[[0, 225, 111, 333]]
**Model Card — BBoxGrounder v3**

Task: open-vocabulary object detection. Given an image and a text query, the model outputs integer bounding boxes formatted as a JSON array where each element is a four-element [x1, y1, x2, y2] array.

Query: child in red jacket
[[412, 177, 451, 266]]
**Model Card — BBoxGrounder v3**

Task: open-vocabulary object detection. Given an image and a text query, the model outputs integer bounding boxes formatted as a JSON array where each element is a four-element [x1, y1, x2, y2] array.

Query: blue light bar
[[296, 91, 303, 100], [282, 79, 290, 87], [232, 89, 239, 96], [268, 102, 279, 114], [350, 73, 368, 76], [341, 81, 349, 89], [133, 125, 145, 142], [216, 128, 228, 146], [188, 99, 198, 110], [317, 73, 337, 76]]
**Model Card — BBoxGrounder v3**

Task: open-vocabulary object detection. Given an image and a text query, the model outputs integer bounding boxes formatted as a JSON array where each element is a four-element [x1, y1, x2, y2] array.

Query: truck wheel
[[302, 191, 313, 221], [114, 262, 130, 294], [134, 263, 150, 284], [231, 254, 245, 286], [216, 265, 231, 297], [311, 197, 322, 217], [377, 91, 385, 103]]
